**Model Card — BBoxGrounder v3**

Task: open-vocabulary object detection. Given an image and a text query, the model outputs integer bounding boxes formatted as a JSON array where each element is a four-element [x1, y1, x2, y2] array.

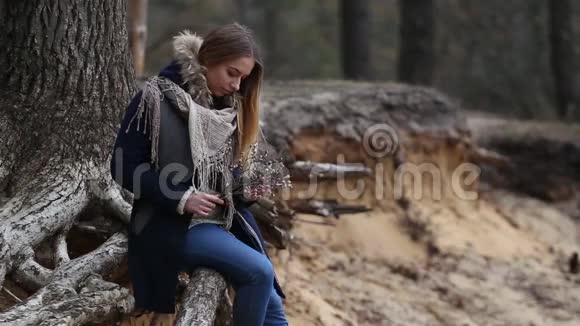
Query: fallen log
[[289, 161, 372, 181], [287, 199, 371, 218], [174, 268, 228, 326]]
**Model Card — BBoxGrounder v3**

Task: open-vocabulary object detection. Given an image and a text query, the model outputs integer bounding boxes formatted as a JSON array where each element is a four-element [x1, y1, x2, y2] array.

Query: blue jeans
[[182, 223, 289, 326]]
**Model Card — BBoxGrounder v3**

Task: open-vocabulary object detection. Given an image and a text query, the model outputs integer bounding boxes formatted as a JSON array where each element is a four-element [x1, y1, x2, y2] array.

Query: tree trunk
[[128, 0, 149, 78], [340, 0, 372, 80], [548, 0, 579, 120], [262, 1, 281, 75], [0, 0, 135, 195], [0, 0, 137, 323], [234, 0, 251, 26], [397, 0, 436, 85]]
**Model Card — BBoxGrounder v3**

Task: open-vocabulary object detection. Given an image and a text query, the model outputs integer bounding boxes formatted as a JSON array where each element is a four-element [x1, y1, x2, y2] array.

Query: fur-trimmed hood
[[161, 31, 241, 109]]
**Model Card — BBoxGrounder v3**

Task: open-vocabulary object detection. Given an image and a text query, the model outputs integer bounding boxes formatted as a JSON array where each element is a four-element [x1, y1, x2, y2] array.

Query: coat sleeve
[[110, 91, 191, 214]]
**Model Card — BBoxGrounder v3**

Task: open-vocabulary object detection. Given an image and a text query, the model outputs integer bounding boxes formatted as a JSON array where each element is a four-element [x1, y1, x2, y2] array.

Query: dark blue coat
[[110, 62, 285, 313]]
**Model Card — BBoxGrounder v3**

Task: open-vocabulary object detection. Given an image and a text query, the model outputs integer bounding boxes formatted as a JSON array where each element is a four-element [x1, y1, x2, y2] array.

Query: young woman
[[111, 23, 288, 325]]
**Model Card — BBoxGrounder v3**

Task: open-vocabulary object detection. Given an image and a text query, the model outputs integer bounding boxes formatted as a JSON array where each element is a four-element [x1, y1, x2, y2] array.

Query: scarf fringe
[[126, 77, 163, 169]]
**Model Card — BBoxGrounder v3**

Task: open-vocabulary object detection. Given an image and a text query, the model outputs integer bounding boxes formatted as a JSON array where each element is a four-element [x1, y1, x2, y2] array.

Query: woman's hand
[[184, 192, 226, 216]]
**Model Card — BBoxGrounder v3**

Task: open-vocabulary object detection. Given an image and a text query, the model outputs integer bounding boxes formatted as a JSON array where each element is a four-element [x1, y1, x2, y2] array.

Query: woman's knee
[[247, 254, 274, 285]]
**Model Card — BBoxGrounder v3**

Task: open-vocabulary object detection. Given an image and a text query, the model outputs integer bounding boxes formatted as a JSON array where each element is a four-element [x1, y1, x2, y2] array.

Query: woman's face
[[205, 56, 255, 97]]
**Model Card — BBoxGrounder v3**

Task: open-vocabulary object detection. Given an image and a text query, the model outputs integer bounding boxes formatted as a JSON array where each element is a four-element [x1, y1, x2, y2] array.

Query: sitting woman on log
[[110, 23, 289, 325]]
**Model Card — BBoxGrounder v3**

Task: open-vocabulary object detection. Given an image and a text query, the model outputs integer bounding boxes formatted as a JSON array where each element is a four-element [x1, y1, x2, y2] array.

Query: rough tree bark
[[174, 269, 228, 326], [548, 0, 579, 120], [340, 0, 372, 80], [397, 0, 436, 85]]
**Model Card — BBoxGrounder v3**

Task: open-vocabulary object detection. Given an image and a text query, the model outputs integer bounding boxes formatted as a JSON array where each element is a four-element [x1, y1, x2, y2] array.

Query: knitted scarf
[[127, 76, 239, 228]]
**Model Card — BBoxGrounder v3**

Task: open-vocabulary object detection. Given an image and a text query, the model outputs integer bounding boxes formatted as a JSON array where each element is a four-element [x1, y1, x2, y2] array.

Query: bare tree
[[397, 0, 436, 85], [129, 0, 149, 78], [234, 0, 252, 25], [262, 0, 281, 74], [0, 0, 137, 323], [548, 0, 578, 119], [340, 0, 372, 80]]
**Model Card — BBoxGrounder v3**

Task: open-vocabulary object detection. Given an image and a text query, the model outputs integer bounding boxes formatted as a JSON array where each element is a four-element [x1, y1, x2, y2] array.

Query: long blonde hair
[[197, 23, 263, 162]]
